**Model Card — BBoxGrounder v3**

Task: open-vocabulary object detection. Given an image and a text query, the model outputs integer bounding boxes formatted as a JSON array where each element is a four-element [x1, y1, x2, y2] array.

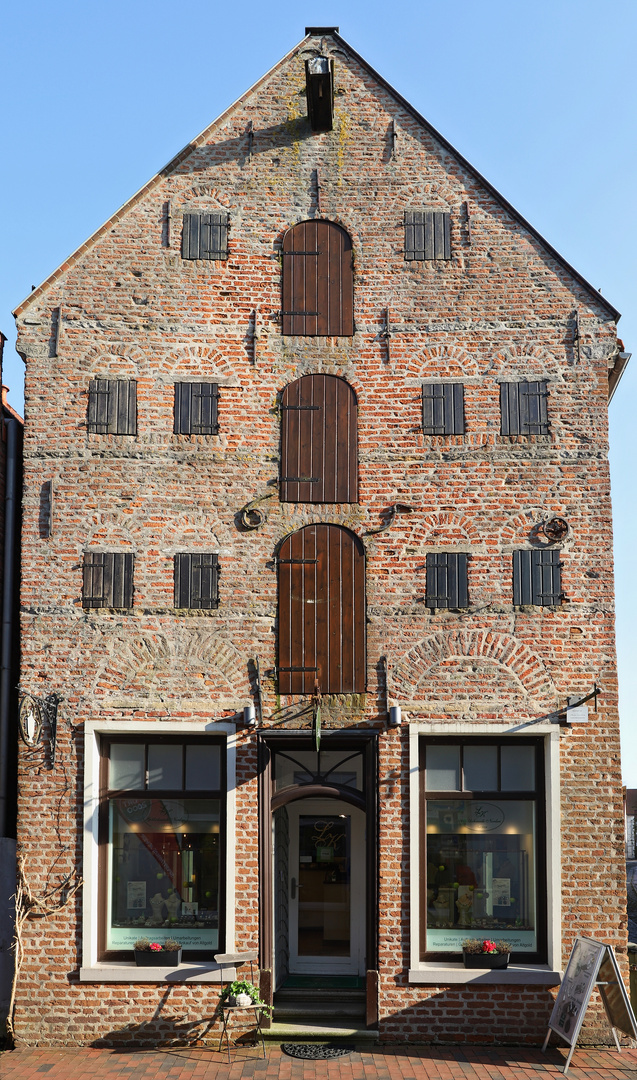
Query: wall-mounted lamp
[[18, 693, 43, 747], [243, 704, 257, 727], [389, 705, 402, 727]]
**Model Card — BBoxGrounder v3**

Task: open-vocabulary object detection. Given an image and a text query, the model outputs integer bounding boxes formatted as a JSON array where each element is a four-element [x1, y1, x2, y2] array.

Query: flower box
[[134, 948, 182, 966], [462, 950, 509, 969]]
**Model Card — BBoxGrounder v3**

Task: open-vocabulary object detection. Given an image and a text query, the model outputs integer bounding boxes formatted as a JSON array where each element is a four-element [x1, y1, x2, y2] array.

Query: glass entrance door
[[287, 799, 365, 975]]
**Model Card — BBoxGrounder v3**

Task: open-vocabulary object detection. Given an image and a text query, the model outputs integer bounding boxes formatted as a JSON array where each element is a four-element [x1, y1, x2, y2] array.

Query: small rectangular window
[[405, 210, 451, 260], [181, 213, 228, 260], [83, 552, 134, 609], [422, 384, 464, 435], [426, 552, 468, 609], [87, 380, 137, 435], [174, 383, 219, 435], [513, 549, 562, 606], [500, 381, 549, 435], [148, 744, 182, 790], [174, 553, 219, 610]]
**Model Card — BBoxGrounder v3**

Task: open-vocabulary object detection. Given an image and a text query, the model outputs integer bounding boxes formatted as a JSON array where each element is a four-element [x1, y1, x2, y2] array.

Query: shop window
[[99, 736, 225, 960], [280, 374, 358, 503], [419, 737, 545, 963]]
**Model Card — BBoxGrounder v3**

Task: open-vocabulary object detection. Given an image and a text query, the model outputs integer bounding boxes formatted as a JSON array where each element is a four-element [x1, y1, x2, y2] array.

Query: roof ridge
[[13, 29, 620, 322]]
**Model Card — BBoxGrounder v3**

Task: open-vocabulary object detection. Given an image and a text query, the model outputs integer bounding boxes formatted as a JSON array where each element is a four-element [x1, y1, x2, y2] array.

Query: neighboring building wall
[[12, 30, 626, 1046], [0, 329, 24, 1027]]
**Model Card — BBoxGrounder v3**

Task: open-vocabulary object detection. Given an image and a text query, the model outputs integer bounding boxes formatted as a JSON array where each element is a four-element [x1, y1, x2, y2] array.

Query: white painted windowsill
[[408, 964, 561, 985], [80, 962, 228, 983]]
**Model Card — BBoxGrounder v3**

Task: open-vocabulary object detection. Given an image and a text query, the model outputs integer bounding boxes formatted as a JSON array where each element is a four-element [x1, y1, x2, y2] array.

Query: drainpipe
[[0, 415, 18, 838]]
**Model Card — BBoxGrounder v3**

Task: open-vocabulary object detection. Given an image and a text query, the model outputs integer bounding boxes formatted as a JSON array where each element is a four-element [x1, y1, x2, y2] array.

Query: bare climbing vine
[[6, 853, 82, 1045]]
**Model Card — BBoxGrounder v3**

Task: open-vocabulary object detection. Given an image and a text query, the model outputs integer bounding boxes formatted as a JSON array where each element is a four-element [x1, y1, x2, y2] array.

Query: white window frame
[[80, 719, 237, 983], [408, 720, 562, 985]]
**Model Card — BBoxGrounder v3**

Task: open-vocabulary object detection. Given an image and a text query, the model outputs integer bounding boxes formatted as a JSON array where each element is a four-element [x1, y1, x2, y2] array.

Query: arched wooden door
[[278, 524, 366, 696], [280, 374, 358, 504], [281, 220, 354, 336]]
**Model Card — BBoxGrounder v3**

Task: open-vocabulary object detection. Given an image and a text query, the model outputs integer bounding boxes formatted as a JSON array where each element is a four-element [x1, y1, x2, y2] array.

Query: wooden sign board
[[543, 936, 637, 1073]]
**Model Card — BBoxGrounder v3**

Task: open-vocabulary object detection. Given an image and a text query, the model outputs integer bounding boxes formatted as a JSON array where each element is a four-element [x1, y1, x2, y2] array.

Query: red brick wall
[[12, 33, 625, 1046]]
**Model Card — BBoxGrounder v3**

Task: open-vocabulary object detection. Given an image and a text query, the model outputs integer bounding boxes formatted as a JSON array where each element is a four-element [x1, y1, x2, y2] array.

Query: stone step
[[264, 1020, 379, 1041], [274, 988, 365, 1004], [274, 1001, 366, 1020]]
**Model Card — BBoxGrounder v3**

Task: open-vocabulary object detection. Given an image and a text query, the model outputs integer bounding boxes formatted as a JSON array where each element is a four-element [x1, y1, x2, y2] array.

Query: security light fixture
[[389, 705, 402, 727]]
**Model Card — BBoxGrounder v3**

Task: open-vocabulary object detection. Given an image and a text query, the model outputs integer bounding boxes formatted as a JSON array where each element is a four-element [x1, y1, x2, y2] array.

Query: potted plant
[[133, 937, 182, 966], [217, 979, 272, 1015], [462, 938, 511, 969]]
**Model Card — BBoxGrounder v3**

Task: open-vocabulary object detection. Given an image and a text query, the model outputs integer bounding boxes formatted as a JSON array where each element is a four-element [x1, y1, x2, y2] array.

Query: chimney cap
[[305, 26, 339, 35]]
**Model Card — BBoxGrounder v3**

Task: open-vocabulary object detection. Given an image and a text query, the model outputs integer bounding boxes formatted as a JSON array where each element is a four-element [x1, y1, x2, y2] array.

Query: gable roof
[[14, 29, 620, 322]]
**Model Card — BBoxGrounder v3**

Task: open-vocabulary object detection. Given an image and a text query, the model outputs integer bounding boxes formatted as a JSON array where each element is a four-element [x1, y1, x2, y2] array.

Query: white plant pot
[[235, 992, 252, 1007]]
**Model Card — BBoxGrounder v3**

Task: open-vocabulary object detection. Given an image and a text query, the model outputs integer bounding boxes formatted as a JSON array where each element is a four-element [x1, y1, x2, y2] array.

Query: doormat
[[282, 976, 364, 989], [281, 1044, 355, 1059]]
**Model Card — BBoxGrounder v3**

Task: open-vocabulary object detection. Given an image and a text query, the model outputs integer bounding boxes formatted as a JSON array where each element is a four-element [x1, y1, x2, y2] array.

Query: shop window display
[[101, 738, 224, 958], [420, 738, 545, 962]]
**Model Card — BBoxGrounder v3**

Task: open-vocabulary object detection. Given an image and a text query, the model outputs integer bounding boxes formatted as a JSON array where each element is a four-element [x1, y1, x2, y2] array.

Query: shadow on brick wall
[[90, 987, 226, 1049]]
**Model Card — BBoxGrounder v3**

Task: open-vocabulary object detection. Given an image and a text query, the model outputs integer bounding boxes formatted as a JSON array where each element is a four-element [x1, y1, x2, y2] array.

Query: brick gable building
[[11, 27, 629, 1046]]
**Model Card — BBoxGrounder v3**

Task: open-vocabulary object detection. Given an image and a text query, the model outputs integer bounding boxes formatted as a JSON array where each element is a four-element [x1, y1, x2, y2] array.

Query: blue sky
[[2, 0, 636, 780]]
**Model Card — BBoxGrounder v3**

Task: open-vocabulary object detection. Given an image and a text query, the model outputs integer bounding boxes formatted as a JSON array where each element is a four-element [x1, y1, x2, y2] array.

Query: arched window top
[[278, 524, 366, 697], [280, 374, 358, 504], [281, 220, 354, 337]]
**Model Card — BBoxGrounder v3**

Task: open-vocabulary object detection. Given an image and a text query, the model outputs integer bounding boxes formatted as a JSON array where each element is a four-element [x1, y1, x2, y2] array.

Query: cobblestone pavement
[[2, 1043, 637, 1080]]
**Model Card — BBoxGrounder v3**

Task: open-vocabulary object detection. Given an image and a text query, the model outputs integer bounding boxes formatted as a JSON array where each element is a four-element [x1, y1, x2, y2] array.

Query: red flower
[[482, 940, 497, 953], [149, 942, 162, 952]]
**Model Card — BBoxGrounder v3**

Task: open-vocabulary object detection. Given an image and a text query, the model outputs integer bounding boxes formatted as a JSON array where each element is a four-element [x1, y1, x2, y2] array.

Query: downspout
[[0, 415, 18, 837]]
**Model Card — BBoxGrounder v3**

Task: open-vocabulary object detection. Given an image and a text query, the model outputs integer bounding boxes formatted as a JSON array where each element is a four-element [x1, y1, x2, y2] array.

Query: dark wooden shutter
[[426, 553, 468, 609], [281, 220, 354, 336], [278, 524, 365, 696], [174, 553, 219, 609], [405, 211, 451, 260], [83, 552, 134, 609], [174, 383, 219, 434], [280, 375, 358, 503], [422, 384, 464, 435], [88, 380, 137, 435], [87, 379, 111, 434], [182, 213, 228, 260], [501, 381, 549, 435], [513, 549, 561, 606]]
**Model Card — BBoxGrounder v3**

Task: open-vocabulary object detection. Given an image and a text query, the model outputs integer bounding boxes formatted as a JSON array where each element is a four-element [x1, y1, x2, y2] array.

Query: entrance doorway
[[258, 731, 378, 1015], [281, 799, 365, 977]]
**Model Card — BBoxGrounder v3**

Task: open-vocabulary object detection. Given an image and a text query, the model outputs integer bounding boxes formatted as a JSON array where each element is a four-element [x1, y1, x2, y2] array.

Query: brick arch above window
[[391, 629, 555, 708], [278, 524, 366, 697], [281, 219, 354, 336], [280, 374, 358, 504]]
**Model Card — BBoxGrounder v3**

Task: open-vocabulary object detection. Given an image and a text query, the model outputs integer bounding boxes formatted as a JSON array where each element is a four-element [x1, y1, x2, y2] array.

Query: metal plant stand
[[217, 1002, 267, 1062]]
